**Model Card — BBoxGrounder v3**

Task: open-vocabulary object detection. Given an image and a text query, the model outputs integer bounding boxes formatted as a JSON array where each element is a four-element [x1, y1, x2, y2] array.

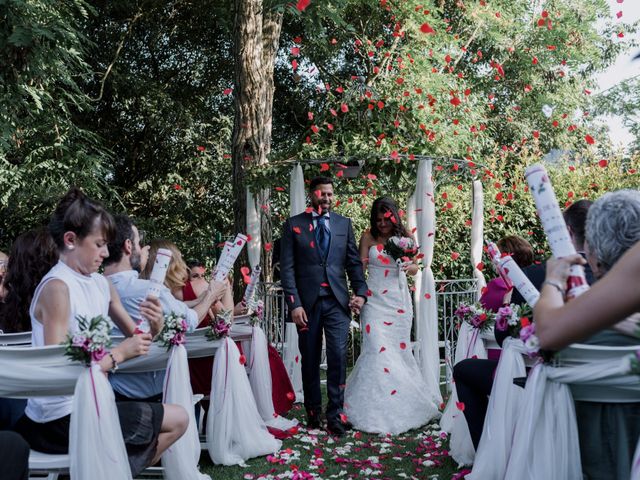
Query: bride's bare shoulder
[[360, 229, 375, 245]]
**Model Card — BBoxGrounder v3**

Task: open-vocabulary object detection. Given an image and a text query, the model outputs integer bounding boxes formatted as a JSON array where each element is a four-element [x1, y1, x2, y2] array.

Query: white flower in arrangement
[[524, 335, 540, 353], [155, 312, 188, 350], [64, 315, 113, 365]]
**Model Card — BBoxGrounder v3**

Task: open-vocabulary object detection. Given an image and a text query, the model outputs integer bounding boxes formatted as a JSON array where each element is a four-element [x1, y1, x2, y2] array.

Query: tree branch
[[90, 9, 144, 102]]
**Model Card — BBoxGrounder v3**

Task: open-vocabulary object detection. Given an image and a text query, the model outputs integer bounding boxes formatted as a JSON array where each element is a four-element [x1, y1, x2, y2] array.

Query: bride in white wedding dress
[[344, 197, 440, 435]]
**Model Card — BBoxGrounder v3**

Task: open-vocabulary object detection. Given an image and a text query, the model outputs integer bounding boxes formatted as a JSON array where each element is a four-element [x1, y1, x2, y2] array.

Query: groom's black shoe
[[326, 420, 347, 437], [306, 409, 321, 429]]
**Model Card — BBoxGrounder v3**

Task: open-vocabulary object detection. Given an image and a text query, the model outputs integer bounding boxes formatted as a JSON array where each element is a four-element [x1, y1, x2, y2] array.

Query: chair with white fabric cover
[[503, 343, 640, 480], [0, 331, 32, 346]]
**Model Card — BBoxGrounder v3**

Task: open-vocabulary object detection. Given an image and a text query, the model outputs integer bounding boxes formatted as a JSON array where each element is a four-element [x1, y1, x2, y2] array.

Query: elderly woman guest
[[536, 190, 640, 348], [14, 189, 188, 476], [535, 190, 640, 479]]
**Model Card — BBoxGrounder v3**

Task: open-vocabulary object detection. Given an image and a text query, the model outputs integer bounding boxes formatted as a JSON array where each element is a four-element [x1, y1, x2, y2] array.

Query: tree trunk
[[231, 0, 283, 295]]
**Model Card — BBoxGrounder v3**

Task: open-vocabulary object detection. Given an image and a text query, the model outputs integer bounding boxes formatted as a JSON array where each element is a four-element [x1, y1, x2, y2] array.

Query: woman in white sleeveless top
[[14, 189, 188, 476]]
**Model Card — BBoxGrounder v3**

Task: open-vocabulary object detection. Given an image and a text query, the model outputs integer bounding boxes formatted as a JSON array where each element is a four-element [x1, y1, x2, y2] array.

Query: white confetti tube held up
[[213, 234, 248, 282], [498, 256, 540, 307], [138, 248, 173, 332], [243, 266, 261, 303], [525, 163, 589, 299], [486, 242, 513, 289]]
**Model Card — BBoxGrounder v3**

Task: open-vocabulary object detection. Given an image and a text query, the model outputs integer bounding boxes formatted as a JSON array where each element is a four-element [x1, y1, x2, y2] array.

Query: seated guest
[[0, 228, 58, 428], [455, 200, 596, 450], [535, 190, 640, 479], [184, 259, 210, 299], [536, 191, 640, 348], [0, 250, 8, 300], [0, 228, 58, 333], [14, 189, 187, 476], [142, 240, 234, 398], [480, 234, 536, 311], [0, 431, 29, 480], [103, 216, 229, 402], [454, 234, 539, 449]]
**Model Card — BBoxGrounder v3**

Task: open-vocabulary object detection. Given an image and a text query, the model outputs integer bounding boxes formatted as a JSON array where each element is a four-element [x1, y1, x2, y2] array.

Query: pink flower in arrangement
[[91, 348, 107, 362]]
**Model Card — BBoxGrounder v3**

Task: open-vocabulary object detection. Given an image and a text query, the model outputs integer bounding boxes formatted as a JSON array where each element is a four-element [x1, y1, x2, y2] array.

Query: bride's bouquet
[[384, 236, 417, 265], [63, 315, 112, 365]]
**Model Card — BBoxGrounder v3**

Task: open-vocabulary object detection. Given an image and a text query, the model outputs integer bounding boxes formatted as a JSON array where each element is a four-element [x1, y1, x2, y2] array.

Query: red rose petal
[[400, 342, 407, 349], [296, 0, 310, 12], [456, 401, 465, 412]]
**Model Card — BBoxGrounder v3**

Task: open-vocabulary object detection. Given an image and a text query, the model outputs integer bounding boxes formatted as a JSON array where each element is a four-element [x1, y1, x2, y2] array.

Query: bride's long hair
[[370, 197, 410, 239]]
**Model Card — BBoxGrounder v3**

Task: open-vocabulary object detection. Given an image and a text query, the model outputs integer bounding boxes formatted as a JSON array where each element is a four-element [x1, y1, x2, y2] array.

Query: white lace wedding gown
[[344, 246, 440, 435]]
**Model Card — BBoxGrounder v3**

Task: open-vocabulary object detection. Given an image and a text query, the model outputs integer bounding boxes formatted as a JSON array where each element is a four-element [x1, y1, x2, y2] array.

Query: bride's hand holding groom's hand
[[349, 295, 365, 315]]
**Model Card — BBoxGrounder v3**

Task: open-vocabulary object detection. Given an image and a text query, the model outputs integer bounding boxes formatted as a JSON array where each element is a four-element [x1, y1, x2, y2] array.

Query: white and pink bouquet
[[206, 309, 233, 340], [519, 320, 540, 356], [454, 302, 495, 332], [495, 303, 533, 338], [63, 315, 112, 366], [156, 312, 188, 350], [384, 236, 417, 264]]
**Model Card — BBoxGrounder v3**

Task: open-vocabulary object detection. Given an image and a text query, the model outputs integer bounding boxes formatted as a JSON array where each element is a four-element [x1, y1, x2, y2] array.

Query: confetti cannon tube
[[525, 163, 589, 299]]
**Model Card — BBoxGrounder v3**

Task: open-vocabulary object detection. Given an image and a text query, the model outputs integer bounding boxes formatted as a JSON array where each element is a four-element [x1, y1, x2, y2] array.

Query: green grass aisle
[[199, 403, 466, 479]]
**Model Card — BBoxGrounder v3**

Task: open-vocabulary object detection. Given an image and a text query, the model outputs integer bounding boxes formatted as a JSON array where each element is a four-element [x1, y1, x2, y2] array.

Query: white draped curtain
[[412, 159, 442, 405], [246, 189, 261, 268], [470, 180, 486, 300], [290, 163, 306, 216], [282, 164, 306, 402]]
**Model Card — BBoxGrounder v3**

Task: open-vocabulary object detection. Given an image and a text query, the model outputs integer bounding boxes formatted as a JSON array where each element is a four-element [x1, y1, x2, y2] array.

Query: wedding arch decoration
[[246, 154, 487, 403]]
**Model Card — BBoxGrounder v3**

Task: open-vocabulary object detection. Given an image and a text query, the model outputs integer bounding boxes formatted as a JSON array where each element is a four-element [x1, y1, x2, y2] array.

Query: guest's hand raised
[[207, 279, 228, 301], [234, 300, 248, 316], [141, 297, 164, 337], [545, 254, 586, 285], [117, 332, 152, 361]]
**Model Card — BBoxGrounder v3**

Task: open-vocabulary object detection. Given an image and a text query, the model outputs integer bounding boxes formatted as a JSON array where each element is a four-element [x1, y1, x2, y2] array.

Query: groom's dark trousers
[[280, 211, 368, 423], [299, 294, 350, 421]]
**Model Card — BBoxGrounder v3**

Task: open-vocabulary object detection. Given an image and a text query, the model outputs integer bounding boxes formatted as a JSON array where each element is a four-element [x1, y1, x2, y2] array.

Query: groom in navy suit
[[280, 176, 368, 435]]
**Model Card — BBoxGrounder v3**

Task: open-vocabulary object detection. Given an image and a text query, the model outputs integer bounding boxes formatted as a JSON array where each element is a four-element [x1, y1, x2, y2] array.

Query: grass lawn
[[198, 377, 465, 479]]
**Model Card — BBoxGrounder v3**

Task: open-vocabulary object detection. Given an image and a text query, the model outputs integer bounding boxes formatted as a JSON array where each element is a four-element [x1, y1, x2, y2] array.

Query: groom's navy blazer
[[280, 211, 368, 314]]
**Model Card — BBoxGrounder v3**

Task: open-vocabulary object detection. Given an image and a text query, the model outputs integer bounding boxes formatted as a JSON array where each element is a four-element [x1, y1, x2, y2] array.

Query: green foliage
[[277, 0, 638, 162], [594, 75, 640, 153], [0, 0, 117, 247]]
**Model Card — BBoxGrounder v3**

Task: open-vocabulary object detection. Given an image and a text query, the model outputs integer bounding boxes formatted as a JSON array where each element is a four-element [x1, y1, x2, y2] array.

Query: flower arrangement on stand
[[156, 312, 188, 350], [206, 309, 233, 341], [384, 235, 417, 264], [454, 303, 495, 333], [63, 315, 112, 365], [247, 298, 264, 327], [494, 304, 539, 356]]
